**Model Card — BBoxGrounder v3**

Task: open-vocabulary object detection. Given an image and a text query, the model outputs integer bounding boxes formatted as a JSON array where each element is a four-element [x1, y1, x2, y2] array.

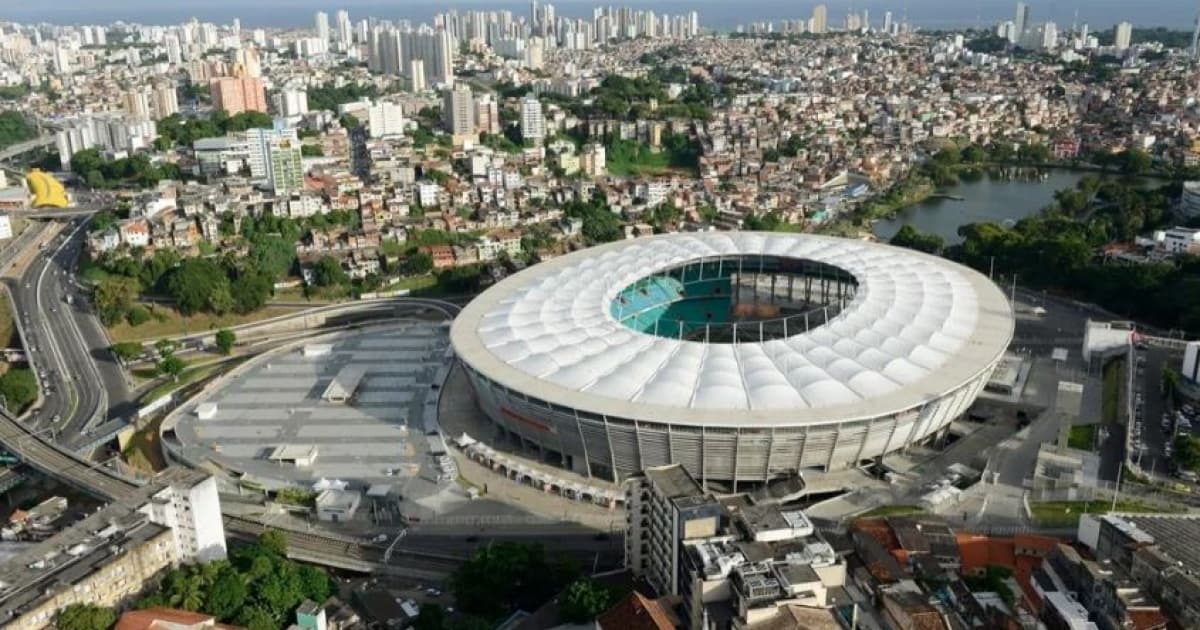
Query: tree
[[890, 224, 945, 254], [206, 567, 248, 620], [215, 329, 236, 355], [414, 604, 446, 630], [231, 269, 273, 314], [157, 354, 186, 381], [235, 605, 278, 630], [559, 579, 613, 623], [94, 275, 141, 325], [110, 341, 144, 362], [407, 250, 434, 274], [450, 542, 579, 619], [0, 369, 38, 412], [312, 256, 348, 287], [165, 258, 233, 315], [55, 604, 118, 630], [259, 530, 288, 557]]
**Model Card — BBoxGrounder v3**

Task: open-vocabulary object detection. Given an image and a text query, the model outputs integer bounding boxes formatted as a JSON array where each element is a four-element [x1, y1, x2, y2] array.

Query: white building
[[135, 468, 227, 562], [56, 115, 158, 169], [274, 88, 309, 119], [1114, 21, 1132, 51], [1182, 181, 1200, 219], [1157, 227, 1200, 256], [314, 11, 330, 43], [416, 181, 441, 207], [0, 215, 13, 240], [625, 465, 721, 597], [246, 123, 303, 193], [1184, 341, 1200, 384], [367, 101, 406, 138], [443, 85, 475, 142], [520, 95, 546, 143]]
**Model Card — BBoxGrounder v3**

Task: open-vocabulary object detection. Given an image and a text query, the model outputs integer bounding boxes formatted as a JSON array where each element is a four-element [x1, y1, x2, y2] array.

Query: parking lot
[[1129, 346, 1195, 479]]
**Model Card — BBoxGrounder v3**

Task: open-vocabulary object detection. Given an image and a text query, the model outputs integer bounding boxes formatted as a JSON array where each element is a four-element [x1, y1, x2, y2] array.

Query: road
[[8, 217, 131, 447]]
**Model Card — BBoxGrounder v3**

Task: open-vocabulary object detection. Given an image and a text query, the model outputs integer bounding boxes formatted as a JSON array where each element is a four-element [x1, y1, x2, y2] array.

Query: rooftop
[[452, 232, 1013, 426], [644, 464, 705, 500]]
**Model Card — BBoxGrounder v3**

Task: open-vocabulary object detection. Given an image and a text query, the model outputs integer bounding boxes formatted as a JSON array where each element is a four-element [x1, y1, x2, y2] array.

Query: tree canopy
[[450, 542, 579, 620]]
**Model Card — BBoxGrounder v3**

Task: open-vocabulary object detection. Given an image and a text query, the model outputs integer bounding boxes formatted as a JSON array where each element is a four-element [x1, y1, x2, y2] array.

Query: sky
[[1, 0, 1196, 30]]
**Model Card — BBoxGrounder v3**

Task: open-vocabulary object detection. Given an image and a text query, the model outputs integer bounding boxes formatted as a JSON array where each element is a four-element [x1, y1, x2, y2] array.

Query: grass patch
[[107, 303, 304, 343], [0, 291, 15, 347], [140, 359, 235, 403], [395, 274, 439, 293], [858, 504, 925, 518], [1102, 358, 1121, 425], [1068, 424, 1097, 451], [1029, 499, 1171, 528], [122, 415, 166, 473]]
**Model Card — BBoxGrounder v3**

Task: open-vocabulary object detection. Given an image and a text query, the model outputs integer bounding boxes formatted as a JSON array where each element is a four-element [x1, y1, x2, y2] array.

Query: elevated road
[[0, 407, 138, 501], [0, 135, 54, 163]]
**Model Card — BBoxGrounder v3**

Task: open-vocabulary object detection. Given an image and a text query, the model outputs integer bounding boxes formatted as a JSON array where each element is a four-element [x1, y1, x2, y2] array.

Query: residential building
[[475, 93, 501, 136], [367, 101, 406, 139], [247, 123, 304, 193], [1115, 22, 1133, 51], [520, 95, 546, 143], [625, 464, 722, 597], [1014, 2, 1030, 43], [0, 469, 226, 630], [152, 84, 180, 120], [443, 85, 476, 144], [811, 5, 828, 34], [210, 74, 268, 114], [275, 88, 309, 119]]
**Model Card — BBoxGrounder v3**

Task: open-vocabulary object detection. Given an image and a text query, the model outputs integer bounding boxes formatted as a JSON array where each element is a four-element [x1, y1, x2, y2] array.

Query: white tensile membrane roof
[[451, 232, 1014, 426]]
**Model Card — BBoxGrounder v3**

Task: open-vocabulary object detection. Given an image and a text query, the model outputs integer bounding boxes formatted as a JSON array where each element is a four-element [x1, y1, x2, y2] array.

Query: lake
[[872, 169, 1098, 245]]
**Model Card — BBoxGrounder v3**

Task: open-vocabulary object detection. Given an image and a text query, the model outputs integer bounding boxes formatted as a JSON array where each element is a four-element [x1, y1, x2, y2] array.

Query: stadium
[[450, 232, 1013, 485]]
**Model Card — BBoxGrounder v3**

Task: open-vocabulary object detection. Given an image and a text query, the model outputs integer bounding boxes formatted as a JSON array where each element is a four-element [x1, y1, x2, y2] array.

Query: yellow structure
[[25, 168, 68, 208]]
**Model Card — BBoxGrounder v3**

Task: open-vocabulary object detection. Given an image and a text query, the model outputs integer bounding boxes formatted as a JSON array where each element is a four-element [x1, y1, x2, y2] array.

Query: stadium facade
[[450, 232, 1013, 485]]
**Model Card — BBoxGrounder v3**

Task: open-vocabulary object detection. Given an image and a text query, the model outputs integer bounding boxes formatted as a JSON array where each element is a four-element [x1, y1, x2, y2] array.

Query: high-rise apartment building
[[247, 123, 304, 193], [274, 88, 309, 118], [124, 88, 151, 120], [1115, 21, 1133, 51], [315, 11, 330, 42], [625, 465, 722, 598], [811, 4, 828, 34], [475, 93, 501, 136], [367, 101, 406, 138], [443, 85, 476, 144], [1014, 2, 1030, 43], [210, 74, 268, 114], [520, 94, 545, 143], [336, 9, 353, 45], [151, 84, 179, 120]]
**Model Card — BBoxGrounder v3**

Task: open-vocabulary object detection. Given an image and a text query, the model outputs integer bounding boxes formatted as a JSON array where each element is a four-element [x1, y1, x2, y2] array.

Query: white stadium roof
[[451, 232, 1013, 427]]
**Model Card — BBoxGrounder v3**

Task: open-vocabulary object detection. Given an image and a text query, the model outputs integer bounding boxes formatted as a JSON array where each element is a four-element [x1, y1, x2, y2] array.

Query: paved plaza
[[169, 323, 450, 490]]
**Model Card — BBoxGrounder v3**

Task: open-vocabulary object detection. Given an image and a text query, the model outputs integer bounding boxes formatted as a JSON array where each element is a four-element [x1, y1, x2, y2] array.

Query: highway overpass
[[0, 136, 55, 163]]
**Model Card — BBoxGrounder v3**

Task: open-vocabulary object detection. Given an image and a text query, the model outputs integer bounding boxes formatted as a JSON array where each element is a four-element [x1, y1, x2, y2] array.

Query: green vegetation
[[0, 368, 38, 413], [305, 81, 380, 112], [1029, 500, 1170, 528], [55, 604, 118, 630], [1174, 435, 1200, 472], [0, 85, 30, 101], [605, 134, 701, 177], [70, 149, 183, 189], [1068, 424, 1097, 451], [563, 195, 622, 244], [1103, 360, 1121, 425], [858, 505, 925, 518], [1163, 367, 1181, 408], [560, 579, 620, 623], [300, 144, 324, 157], [890, 224, 945, 255], [1096, 27, 1194, 49], [963, 566, 1014, 606], [0, 292, 14, 348], [0, 111, 35, 150], [898, 175, 1197, 334], [215, 329, 236, 355], [156, 111, 274, 148], [124, 532, 332, 630], [110, 341, 145, 362], [450, 542, 580, 621], [274, 487, 317, 507]]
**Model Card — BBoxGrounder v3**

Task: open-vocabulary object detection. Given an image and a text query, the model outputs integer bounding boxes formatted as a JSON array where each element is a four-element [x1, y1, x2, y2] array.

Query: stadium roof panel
[[452, 232, 1013, 427]]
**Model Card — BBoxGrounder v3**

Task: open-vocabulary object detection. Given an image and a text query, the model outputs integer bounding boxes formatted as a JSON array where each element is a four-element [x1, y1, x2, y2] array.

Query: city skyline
[[2, 0, 1193, 30]]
